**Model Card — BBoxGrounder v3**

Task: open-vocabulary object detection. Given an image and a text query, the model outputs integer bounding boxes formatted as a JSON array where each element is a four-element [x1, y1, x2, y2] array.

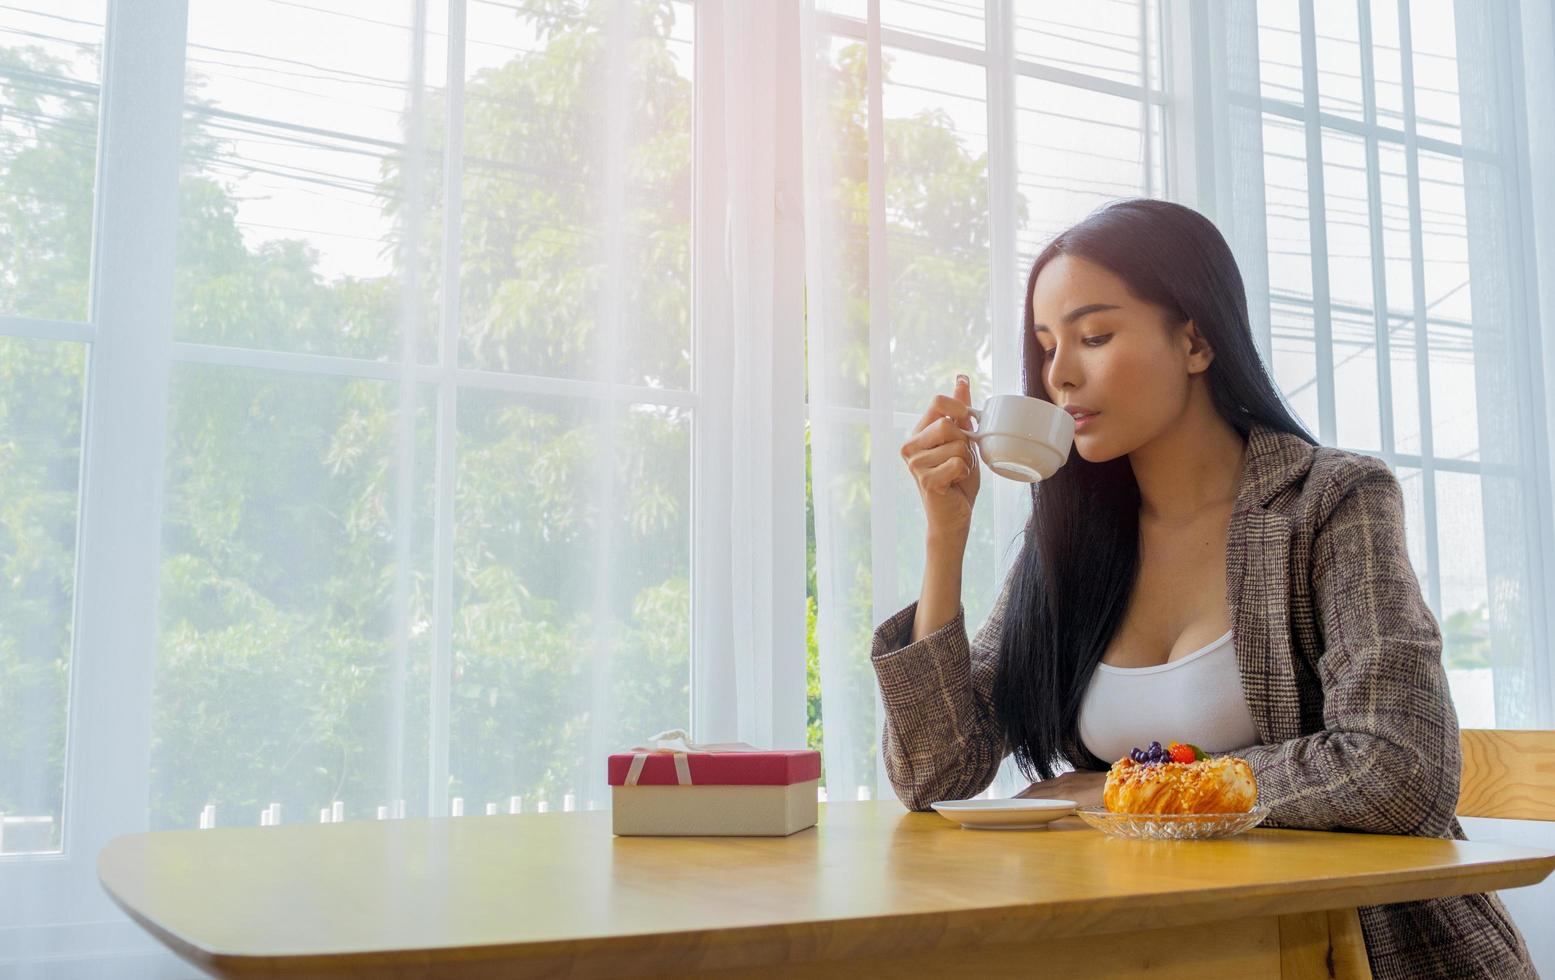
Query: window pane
[[1015, 79, 1150, 250], [1432, 467, 1494, 728], [1271, 295, 1320, 434], [1257, 0, 1303, 106], [1427, 318, 1478, 462], [1436, 469, 1488, 668], [1146, 0, 1163, 93], [1389, 313, 1423, 455], [881, 0, 983, 48], [1377, 141, 1413, 318], [153, 366, 433, 829], [882, 47, 989, 413], [1322, 129, 1373, 311], [1149, 102, 1166, 197], [1369, 0, 1406, 131], [174, 0, 433, 359], [1321, 129, 1380, 452], [1417, 150, 1471, 322], [1408, 0, 1460, 145], [0, 337, 85, 854], [1333, 305, 1381, 452], [1016, 1, 1145, 89], [1418, 148, 1474, 465], [1261, 115, 1319, 434], [1314, 0, 1364, 124], [806, 420, 877, 801], [806, 36, 870, 412], [818, 0, 866, 18], [0, 1, 106, 322], [455, 1, 693, 389], [450, 392, 689, 813], [1262, 115, 1313, 301]]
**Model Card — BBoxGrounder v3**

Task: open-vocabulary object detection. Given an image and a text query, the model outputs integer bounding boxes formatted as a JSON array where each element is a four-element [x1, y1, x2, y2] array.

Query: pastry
[[1103, 740, 1258, 815]]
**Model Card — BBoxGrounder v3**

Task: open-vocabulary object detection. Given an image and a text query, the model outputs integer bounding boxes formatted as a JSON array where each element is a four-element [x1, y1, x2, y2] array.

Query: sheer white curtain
[[693, 0, 809, 751], [1454, 0, 1555, 729], [0, 0, 797, 973], [1196, 0, 1555, 732]]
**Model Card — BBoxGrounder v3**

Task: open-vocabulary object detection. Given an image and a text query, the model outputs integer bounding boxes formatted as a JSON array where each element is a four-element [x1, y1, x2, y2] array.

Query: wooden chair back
[[1458, 729, 1555, 821]]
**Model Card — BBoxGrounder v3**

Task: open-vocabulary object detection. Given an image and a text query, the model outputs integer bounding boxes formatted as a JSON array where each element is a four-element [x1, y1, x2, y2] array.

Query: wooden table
[[98, 801, 1555, 979]]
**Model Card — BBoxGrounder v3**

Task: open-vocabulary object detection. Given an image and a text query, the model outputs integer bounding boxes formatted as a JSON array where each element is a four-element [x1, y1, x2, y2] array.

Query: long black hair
[[994, 198, 1314, 780]]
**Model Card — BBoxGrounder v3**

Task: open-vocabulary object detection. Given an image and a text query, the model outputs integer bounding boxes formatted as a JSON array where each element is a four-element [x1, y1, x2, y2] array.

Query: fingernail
[[955, 373, 969, 387]]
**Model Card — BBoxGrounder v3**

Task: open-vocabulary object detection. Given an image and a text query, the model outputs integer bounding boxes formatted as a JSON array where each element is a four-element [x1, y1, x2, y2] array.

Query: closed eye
[[1038, 334, 1112, 360]]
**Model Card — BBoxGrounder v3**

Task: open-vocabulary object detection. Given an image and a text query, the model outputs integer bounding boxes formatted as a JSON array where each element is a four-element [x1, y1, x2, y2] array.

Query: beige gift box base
[[611, 779, 819, 836]]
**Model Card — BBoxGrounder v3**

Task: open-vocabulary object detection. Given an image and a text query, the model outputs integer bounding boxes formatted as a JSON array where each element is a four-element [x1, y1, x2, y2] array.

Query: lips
[[1063, 405, 1099, 426]]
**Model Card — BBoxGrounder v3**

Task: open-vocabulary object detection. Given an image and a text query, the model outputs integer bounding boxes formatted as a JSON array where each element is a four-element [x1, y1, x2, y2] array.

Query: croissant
[[1103, 742, 1258, 815]]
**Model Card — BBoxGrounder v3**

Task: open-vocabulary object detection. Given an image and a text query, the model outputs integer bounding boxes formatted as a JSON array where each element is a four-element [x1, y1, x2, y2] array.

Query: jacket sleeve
[[870, 572, 1014, 811], [1239, 457, 1461, 835]]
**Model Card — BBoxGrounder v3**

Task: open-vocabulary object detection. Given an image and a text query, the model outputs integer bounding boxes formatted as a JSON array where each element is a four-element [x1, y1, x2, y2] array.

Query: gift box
[[608, 730, 821, 837]]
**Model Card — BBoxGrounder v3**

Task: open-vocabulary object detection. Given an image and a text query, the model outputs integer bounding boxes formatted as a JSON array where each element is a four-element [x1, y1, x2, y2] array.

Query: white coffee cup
[[967, 394, 1075, 482]]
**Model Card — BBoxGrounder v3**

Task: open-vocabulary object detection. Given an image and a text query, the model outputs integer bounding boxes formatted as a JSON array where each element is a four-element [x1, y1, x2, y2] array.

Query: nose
[[1046, 341, 1081, 393]]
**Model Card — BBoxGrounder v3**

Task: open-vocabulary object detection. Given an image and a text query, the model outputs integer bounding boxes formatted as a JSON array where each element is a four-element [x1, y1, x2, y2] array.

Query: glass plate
[[1076, 804, 1270, 840]]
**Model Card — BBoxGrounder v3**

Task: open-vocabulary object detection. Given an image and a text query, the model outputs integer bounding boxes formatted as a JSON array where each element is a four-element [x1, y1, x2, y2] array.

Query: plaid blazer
[[872, 424, 1536, 979]]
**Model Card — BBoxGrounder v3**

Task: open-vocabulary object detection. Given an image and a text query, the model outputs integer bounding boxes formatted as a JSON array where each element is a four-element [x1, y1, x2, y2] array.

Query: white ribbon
[[622, 729, 761, 787]]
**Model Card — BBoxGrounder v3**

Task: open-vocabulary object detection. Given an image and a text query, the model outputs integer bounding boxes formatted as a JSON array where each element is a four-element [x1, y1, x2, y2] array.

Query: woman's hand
[[1015, 770, 1107, 808], [901, 374, 981, 543]]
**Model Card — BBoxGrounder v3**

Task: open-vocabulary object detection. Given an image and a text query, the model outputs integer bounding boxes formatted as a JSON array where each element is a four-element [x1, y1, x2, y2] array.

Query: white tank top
[[1077, 629, 1261, 764]]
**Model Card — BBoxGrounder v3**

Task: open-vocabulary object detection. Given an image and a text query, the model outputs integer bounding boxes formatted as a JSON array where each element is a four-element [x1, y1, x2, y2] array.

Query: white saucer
[[930, 798, 1077, 830]]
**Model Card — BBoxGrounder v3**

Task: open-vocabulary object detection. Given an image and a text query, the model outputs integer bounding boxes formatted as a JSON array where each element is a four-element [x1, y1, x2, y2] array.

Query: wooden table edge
[[97, 843, 1555, 978]]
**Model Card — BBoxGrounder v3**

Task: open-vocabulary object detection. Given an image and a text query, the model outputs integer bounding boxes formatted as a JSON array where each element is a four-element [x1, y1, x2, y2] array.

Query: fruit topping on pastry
[[1105, 740, 1257, 815]]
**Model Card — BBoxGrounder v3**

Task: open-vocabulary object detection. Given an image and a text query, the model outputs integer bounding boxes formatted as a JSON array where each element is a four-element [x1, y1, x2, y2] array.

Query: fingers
[[917, 454, 973, 494], [905, 436, 973, 472], [902, 376, 979, 486], [909, 389, 975, 438], [900, 415, 975, 462]]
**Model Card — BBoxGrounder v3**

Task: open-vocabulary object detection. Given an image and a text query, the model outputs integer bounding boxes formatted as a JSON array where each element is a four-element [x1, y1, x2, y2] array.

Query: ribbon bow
[[623, 728, 760, 786]]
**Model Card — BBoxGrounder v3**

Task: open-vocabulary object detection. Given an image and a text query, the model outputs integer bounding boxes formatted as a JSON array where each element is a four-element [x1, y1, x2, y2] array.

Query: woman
[[874, 199, 1535, 979]]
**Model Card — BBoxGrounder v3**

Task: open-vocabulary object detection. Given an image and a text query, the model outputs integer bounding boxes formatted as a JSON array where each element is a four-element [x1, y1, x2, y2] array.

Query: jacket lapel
[[1226, 425, 1317, 744]]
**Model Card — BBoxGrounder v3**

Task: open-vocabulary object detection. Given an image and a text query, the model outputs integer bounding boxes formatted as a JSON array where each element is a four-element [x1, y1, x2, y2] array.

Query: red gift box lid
[[607, 749, 821, 786]]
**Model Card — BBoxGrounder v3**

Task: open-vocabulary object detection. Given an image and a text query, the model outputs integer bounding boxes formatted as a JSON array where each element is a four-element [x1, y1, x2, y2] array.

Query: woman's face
[[1029, 253, 1211, 463]]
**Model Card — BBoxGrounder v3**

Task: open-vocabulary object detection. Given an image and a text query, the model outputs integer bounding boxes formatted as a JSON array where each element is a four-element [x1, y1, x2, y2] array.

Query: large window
[[2, 0, 698, 865], [158, 0, 697, 834], [1244, 0, 1548, 728], [0, 0, 104, 857]]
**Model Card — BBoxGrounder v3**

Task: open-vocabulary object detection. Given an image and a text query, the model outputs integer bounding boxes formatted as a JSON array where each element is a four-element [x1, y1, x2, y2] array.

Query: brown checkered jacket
[[872, 424, 1536, 979]]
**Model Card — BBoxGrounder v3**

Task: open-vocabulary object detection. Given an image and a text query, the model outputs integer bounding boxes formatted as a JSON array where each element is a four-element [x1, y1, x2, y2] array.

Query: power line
[[0, 3, 103, 31]]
